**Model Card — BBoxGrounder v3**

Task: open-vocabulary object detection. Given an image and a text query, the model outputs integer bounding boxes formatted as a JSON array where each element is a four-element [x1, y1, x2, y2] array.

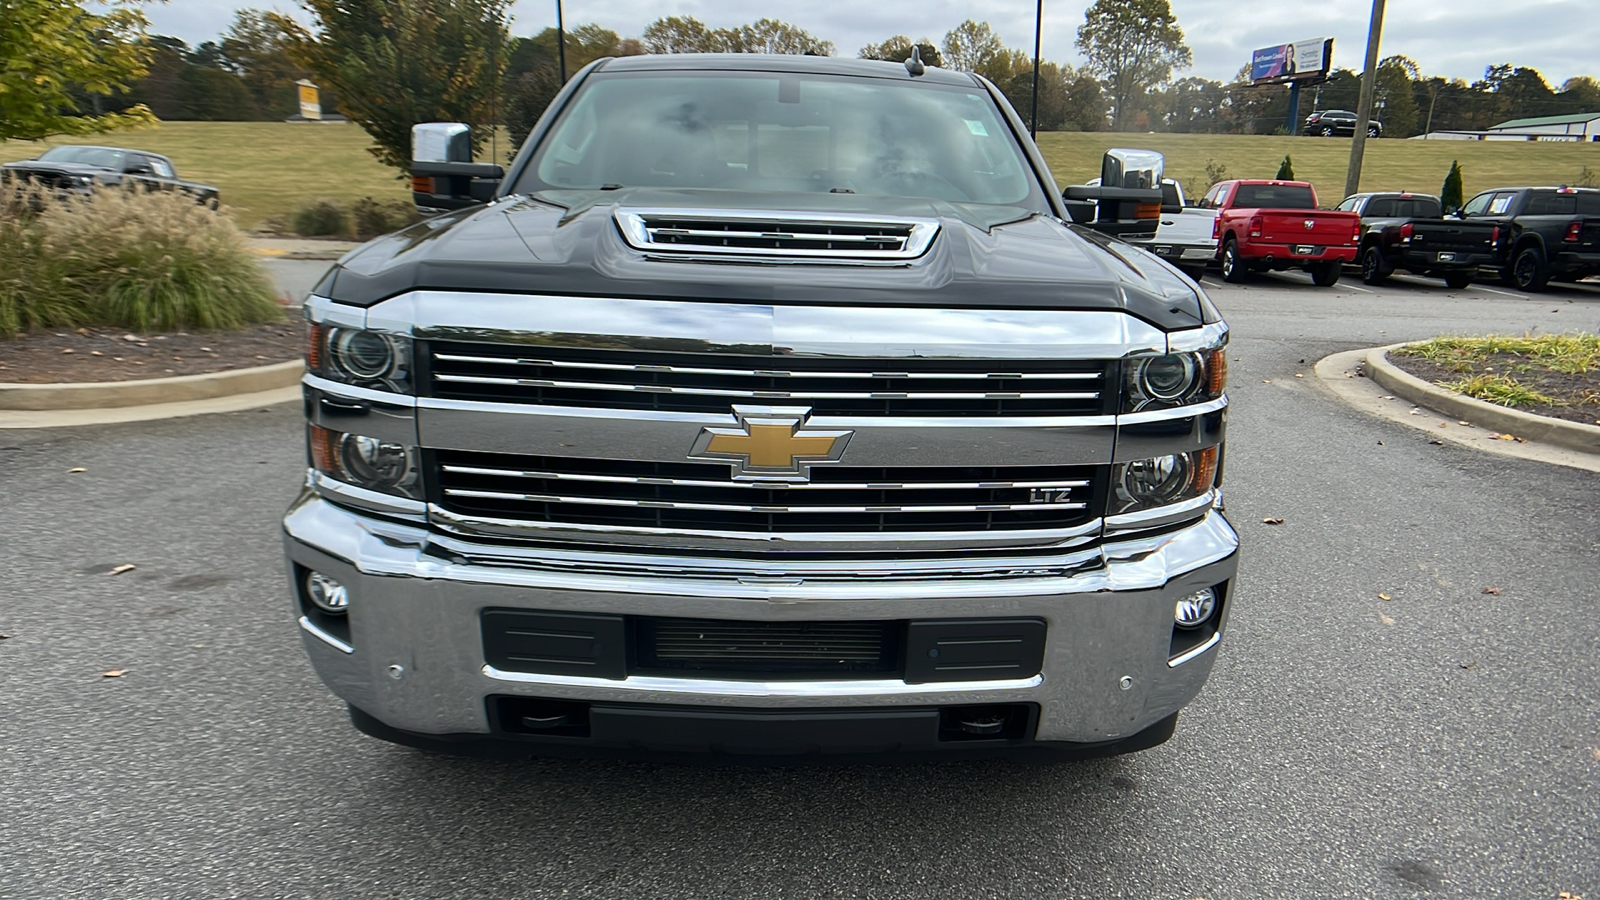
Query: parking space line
[[1471, 286, 1527, 299], [1342, 283, 1375, 294]]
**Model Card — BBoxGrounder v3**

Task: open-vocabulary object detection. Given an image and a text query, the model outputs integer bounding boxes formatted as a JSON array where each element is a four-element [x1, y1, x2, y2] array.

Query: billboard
[[1250, 38, 1333, 83]]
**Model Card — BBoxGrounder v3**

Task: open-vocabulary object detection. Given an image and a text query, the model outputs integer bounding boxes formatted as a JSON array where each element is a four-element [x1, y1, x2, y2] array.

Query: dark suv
[[1303, 110, 1382, 138]]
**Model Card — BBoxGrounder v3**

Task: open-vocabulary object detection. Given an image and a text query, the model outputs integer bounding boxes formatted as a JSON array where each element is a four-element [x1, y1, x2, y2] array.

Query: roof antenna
[[904, 45, 925, 77]]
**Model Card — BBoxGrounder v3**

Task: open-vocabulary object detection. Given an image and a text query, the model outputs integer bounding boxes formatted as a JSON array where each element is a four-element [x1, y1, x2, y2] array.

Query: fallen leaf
[[1591, 749, 1600, 762], [1378, 592, 1392, 601], [1438, 422, 1448, 428], [1262, 516, 1285, 525], [101, 669, 126, 678], [1376, 440, 1384, 446], [1409, 408, 1424, 416], [108, 564, 136, 576], [1293, 373, 1304, 378], [0, 633, 11, 640], [1380, 395, 1395, 400], [1457, 421, 1470, 426], [1261, 379, 1272, 384], [1482, 587, 1502, 595], [1379, 613, 1395, 626], [90, 350, 102, 356], [60, 348, 75, 354], [122, 334, 143, 342], [75, 327, 89, 335], [1489, 433, 1523, 442], [1429, 440, 1443, 445], [1459, 660, 1477, 670], [67, 467, 86, 473]]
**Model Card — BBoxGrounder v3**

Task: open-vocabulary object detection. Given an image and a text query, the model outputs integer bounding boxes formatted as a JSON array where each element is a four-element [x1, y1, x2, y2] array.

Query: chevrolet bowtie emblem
[[690, 405, 852, 481]]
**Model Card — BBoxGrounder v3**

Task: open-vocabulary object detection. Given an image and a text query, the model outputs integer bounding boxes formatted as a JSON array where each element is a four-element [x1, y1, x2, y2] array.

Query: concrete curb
[[1366, 343, 1600, 454], [0, 360, 303, 411]]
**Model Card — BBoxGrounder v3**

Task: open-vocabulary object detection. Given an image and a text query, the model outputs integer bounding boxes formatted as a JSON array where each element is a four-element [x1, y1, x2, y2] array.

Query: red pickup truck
[[1199, 180, 1361, 286]]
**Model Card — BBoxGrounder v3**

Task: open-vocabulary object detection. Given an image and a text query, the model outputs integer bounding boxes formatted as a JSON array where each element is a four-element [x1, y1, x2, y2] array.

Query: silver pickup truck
[[284, 54, 1237, 760]]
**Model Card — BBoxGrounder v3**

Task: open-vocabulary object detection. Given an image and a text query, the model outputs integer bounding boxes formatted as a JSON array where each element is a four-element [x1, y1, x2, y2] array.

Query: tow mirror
[[411, 123, 504, 214], [1062, 149, 1165, 238]]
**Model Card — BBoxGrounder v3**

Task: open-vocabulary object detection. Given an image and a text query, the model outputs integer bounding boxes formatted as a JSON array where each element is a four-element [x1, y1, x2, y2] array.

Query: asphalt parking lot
[[1, 271, 1597, 899]]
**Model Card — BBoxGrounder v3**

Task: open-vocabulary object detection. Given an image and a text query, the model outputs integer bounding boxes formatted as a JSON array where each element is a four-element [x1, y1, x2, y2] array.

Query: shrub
[[35, 189, 283, 332], [0, 192, 86, 337], [292, 199, 351, 237], [352, 197, 422, 238], [1275, 155, 1295, 180], [1441, 161, 1464, 213]]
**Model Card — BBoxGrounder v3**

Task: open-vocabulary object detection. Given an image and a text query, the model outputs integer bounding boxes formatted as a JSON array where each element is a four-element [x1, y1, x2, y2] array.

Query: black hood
[[316, 189, 1212, 331], [1, 160, 107, 177]]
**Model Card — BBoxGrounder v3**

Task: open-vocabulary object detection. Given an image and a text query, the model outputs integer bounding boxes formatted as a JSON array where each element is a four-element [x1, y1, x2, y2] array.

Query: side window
[[1525, 192, 1575, 216], [1336, 197, 1359, 212], [123, 154, 153, 175], [1486, 192, 1518, 215], [1459, 192, 1492, 217], [1364, 199, 1394, 217], [1577, 193, 1600, 215], [148, 157, 174, 179]]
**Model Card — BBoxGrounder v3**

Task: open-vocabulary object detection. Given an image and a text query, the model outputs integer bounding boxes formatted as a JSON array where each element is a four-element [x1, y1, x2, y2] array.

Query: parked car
[[0, 145, 219, 207], [1336, 191, 1500, 289], [1087, 176, 1218, 280], [1201, 179, 1361, 285], [1302, 110, 1383, 138], [289, 54, 1238, 761], [1457, 186, 1600, 291]]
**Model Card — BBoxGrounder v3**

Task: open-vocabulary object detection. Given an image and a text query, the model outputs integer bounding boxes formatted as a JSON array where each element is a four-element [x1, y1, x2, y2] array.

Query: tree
[[858, 35, 942, 69], [940, 20, 1003, 74], [1440, 161, 1464, 214], [502, 24, 624, 148], [642, 16, 831, 55], [276, 0, 511, 172], [1275, 155, 1294, 180], [222, 9, 317, 120], [0, 0, 156, 141], [1075, 0, 1191, 131], [642, 15, 714, 53]]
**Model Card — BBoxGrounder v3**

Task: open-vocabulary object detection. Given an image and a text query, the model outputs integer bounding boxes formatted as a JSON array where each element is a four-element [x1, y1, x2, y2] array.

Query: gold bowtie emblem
[[690, 406, 851, 481]]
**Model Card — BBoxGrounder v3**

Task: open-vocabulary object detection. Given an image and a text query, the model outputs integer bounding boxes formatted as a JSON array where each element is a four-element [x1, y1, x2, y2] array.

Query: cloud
[[144, 0, 1598, 87]]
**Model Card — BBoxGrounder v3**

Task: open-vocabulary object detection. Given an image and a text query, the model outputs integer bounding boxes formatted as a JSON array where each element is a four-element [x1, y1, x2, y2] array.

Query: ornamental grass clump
[[0, 189, 85, 337], [36, 189, 282, 332]]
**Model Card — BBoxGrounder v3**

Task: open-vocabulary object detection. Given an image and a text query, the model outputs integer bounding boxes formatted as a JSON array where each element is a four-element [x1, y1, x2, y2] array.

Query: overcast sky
[[144, 0, 1598, 88]]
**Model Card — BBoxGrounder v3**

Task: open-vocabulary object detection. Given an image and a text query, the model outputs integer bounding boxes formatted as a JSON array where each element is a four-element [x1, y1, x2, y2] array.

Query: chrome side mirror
[[410, 123, 504, 214], [1101, 148, 1164, 190], [412, 123, 472, 164], [1062, 149, 1165, 238]]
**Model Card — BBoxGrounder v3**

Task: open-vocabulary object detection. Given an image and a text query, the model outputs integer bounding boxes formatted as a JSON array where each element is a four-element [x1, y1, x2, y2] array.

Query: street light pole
[[557, 0, 568, 84], [1344, 0, 1386, 198], [1030, 0, 1042, 138]]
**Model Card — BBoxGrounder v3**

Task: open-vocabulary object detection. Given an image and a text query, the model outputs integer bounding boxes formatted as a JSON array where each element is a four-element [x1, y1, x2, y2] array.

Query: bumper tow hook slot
[[521, 714, 571, 731], [957, 713, 1009, 736]]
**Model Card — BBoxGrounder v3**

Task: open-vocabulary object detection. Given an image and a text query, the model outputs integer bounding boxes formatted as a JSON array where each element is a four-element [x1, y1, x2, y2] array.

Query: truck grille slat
[[431, 451, 1102, 535], [615, 209, 940, 260], [427, 343, 1110, 417]]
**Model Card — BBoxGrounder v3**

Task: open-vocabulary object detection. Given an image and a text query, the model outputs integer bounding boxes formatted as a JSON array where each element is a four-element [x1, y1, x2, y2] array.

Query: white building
[[1483, 112, 1600, 141]]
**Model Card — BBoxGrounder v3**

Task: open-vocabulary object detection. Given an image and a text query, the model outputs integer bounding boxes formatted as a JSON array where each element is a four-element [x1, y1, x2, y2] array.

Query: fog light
[[1174, 587, 1217, 629], [305, 571, 349, 614]]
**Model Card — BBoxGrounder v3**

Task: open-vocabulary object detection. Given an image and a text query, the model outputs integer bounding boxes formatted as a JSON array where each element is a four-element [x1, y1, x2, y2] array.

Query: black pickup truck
[[0, 145, 219, 207], [1458, 186, 1600, 291], [1336, 191, 1499, 289]]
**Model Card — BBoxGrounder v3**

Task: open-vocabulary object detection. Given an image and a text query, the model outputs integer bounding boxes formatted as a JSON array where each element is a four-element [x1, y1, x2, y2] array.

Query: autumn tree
[[275, 0, 511, 172], [221, 9, 315, 120], [642, 16, 832, 55], [940, 20, 1003, 74], [858, 36, 942, 69], [1075, 0, 1191, 130], [503, 24, 629, 148], [0, 0, 156, 141]]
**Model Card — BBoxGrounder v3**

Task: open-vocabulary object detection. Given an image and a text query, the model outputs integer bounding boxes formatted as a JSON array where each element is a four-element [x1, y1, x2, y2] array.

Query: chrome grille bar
[[433, 374, 1098, 401], [441, 464, 1089, 492], [432, 354, 1101, 381], [443, 489, 1087, 515]]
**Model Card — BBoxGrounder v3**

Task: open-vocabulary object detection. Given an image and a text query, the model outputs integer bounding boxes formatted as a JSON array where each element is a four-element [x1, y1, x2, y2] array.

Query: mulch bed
[[0, 317, 305, 384], [1388, 352, 1600, 426]]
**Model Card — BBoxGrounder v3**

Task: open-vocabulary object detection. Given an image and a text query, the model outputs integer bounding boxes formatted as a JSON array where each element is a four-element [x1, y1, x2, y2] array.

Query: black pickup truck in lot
[[1459, 186, 1600, 291], [0, 145, 219, 207], [1336, 191, 1500, 289]]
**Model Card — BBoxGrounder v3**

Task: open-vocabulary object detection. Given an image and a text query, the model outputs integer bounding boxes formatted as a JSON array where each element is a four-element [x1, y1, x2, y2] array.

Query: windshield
[[37, 147, 126, 169], [520, 72, 1039, 207]]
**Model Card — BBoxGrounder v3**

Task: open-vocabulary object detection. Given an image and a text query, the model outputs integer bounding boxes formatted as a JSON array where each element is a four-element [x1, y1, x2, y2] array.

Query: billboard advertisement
[[1250, 38, 1332, 82]]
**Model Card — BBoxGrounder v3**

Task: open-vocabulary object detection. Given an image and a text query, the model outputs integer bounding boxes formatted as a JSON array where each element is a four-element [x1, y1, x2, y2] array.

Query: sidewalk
[[246, 236, 363, 261]]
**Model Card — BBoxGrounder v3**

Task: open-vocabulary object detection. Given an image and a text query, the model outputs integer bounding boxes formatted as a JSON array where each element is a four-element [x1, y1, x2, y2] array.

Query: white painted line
[[1471, 286, 1526, 298], [1341, 283, 1375, 294]]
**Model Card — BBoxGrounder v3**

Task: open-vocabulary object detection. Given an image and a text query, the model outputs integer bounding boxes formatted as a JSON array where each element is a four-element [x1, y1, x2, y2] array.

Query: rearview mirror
[[1061, 149, 1165, 238], [411, 123, 504, 214]]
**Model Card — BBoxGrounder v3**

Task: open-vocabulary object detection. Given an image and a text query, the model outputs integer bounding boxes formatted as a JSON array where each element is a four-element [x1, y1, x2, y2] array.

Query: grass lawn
[[4, 122, 1598, 230], [1391, 334, 1600, 426], [1035, 132, 1600, 205]]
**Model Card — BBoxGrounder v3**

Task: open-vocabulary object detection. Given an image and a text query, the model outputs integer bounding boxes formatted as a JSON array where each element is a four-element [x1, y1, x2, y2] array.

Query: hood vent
[[615, 208, 940, 261]]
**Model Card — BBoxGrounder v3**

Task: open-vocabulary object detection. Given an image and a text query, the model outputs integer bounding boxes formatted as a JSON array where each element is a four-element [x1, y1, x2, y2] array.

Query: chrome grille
[[426, 343, 1110, 417], [615, 209, 939, 260], [638, 618, 896, 674], [430, 451, 1102, 534]]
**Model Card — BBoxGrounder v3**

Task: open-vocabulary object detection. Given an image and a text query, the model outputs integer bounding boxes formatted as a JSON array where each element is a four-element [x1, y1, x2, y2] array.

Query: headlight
[[1109, 447, 1218, 516], [307, 324, 412, 393], [309, 425, 422, 499], [1124, 347, 1226, 412]]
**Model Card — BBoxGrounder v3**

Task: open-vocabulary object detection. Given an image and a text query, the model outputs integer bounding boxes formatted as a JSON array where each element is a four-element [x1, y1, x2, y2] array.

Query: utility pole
[[557, 0, 568, 84], [1344, 0, 1386, 198], [1030, 0, 1042, 138]]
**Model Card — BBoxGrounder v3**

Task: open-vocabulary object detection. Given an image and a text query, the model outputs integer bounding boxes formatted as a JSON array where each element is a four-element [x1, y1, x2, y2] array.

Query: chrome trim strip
[[1118, 396, 1227, 425], [1166, 321, 1230, 354], [311, 471, 428, 521], [431, 353, 1104, 382], [441, 487, 1087, 515], [431, 373, 1098, 401], [483, 666, 1043, 696], [440, 464, 1090, 493], [381, 293, 1168, 360], [302, 372, 418, 408], [427, 504, 1105, 551], [298, 616, 354, 654], [615, 208, 941, 260], [303, 294, 366, 330], [1167, 632, 1221, 667], [1104, 492, 1217, 534]]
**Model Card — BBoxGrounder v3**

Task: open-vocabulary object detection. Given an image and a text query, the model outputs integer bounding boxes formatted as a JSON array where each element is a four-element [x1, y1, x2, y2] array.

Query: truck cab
[[285, 54, 1237, 760], [1202, 179, 1361, 286]]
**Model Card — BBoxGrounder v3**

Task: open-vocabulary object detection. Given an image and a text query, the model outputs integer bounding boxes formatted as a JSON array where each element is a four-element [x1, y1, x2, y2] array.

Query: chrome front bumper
[[282, 492, 1238, 746]]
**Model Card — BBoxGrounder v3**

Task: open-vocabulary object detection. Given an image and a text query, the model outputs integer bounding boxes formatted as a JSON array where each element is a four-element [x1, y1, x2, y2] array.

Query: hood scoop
[[614, 208, 940, 261]]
